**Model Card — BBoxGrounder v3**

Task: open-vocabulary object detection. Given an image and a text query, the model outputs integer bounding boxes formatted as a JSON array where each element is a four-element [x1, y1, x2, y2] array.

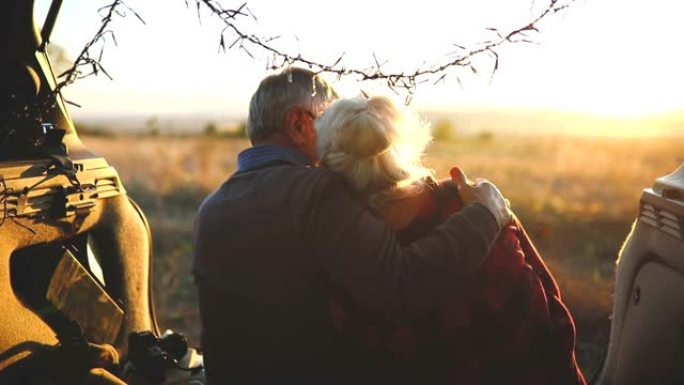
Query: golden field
[[81, 134, 682, 377]]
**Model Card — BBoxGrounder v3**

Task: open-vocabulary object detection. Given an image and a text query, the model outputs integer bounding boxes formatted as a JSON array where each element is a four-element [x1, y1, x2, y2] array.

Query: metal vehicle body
[[596, 164, 684, 385], [1, 0, 157, 382]]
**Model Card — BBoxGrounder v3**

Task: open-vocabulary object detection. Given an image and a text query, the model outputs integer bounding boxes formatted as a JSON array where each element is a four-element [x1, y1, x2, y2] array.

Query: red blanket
[[329, 178, 587, 385]]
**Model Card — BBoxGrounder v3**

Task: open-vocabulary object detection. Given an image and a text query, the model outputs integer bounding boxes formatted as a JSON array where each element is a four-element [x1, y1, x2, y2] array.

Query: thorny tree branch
[[196, 0, 575, 100], [53, 0, 145, 95], [53, 0, 574, 101], [23, 0, 142, 123]]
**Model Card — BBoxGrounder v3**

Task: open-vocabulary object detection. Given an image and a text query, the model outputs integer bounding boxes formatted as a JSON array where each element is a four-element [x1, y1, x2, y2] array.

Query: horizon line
[[71, 105, 684, 122]]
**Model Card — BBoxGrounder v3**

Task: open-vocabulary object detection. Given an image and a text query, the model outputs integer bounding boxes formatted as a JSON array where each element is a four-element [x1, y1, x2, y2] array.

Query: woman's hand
[[450, 167, 512, 229]]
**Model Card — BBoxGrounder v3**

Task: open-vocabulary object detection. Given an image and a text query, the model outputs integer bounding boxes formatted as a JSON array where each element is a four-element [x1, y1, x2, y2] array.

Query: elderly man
[[192, 67, 511, 384]]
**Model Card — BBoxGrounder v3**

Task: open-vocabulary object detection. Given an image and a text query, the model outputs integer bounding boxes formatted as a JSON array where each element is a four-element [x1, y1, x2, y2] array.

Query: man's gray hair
[[247, 67, 338, 143]]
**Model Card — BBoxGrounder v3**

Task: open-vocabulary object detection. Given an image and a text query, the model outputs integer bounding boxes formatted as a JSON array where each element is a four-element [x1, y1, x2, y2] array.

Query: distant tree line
[[430, 120, 494, 143], [202, 121, 247, 138]]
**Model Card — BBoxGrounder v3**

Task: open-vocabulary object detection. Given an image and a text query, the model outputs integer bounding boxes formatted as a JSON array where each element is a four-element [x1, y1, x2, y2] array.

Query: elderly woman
[[316, 96, 586, 385]]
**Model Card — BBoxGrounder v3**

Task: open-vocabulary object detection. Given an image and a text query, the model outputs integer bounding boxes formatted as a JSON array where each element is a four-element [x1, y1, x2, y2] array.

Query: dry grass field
[[82, 134, 682, 378]]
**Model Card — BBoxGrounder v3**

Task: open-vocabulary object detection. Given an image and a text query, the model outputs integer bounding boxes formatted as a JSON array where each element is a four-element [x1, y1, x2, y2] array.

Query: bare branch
[[53, 0, 144, 94], [47, 0, 575, 102], [193, 0, 575, 95]]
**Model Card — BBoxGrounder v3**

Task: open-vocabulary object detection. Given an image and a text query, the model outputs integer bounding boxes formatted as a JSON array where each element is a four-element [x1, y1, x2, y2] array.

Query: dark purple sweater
[[192, 145, 500, 385]]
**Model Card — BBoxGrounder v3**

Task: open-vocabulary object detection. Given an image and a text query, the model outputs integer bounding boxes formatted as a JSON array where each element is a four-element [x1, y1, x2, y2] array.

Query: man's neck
[[253, 137, 314, 165], [253, 134, 289, 148]]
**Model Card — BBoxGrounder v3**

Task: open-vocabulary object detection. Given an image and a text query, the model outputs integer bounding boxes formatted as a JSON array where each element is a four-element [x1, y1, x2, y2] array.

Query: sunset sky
[[35, 0, 684, 122]]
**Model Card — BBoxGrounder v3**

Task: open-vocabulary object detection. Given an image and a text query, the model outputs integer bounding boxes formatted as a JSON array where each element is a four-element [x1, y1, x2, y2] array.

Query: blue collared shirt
[[236, 145, 312, 173]]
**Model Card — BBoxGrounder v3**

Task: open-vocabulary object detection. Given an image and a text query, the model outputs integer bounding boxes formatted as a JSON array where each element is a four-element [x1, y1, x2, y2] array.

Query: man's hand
[[450, 167, 512, 229]]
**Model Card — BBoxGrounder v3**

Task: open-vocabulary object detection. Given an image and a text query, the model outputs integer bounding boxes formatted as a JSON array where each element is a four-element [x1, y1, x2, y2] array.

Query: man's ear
[[284, 108, 307, 146]]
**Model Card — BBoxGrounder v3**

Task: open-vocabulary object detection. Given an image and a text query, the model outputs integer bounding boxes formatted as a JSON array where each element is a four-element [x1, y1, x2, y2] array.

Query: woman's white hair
[[316, 95, 433, 209]]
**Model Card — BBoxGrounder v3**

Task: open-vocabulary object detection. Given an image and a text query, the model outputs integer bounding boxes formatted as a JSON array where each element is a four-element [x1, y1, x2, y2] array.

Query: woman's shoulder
[[430, 177, 465, 222], [397, 177, 465, 243]]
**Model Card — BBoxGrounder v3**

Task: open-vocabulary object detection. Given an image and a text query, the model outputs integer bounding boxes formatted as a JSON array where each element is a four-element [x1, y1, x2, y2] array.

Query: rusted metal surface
[[47, 250, 124, 345]]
